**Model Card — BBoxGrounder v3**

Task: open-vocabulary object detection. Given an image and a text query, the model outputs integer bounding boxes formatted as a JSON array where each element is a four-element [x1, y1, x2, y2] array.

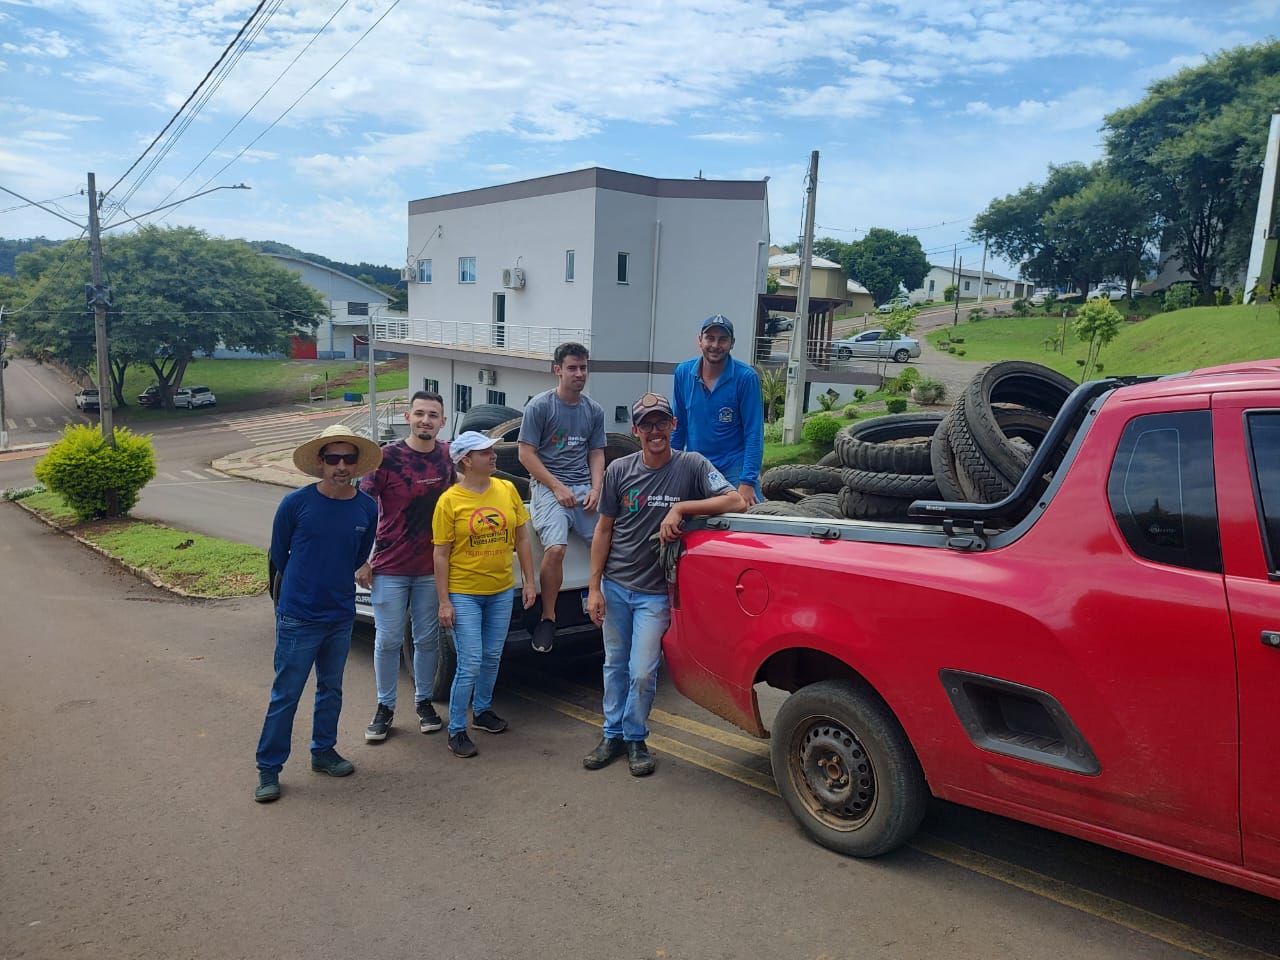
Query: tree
[[10, 227, 326, 407], [1073, 297, 1123, 382], [841, 229, 929, 305], [1104, 41, 1280, 295]]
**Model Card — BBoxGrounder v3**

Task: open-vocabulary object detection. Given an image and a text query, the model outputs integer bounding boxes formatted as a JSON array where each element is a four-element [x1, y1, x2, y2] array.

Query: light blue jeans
[[256, 614, 353, 774], [448, 591, 513, 734], [600, 578, 671, 742], [371, 574, 440, 709]]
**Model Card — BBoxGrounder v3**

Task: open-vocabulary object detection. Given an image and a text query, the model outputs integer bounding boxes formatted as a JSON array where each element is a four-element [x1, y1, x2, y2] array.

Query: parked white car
[[834, 329, 921, 363], [1091, 283, 1127, 301], [174, 385, 217, 408], [877, 296, 911, 314]]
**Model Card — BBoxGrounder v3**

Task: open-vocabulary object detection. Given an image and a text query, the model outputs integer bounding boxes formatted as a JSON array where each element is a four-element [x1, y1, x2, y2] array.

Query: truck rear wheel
[[401, 626, 457, 702], [770, 680, 927, 857]]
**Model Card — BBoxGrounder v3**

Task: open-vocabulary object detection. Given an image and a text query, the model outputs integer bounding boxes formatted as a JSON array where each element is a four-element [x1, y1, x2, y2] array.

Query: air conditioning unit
[[399, 266, 413, 282], [501, 267, 526, 289], [477, 368, 497, 386]]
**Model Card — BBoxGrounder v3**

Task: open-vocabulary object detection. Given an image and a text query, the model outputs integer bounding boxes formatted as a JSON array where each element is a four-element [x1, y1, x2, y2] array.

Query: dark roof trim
[[409, 167, 767, 215]]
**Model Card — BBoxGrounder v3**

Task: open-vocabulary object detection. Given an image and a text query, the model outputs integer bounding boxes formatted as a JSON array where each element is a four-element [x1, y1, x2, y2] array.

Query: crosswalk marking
[[212, 408, 350, 447]]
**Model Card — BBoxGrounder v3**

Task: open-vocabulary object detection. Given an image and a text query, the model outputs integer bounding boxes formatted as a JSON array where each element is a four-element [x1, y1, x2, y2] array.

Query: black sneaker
[[311, 748, 355, 777], [471, 709, 508, 734], [531, 618, 556, 653], [416, 700, 443, 734], [254, 771, 280, 803], [627, 740, 656, 777], [365, 703, 394, 742], [448, 730, 478, 758], [582, 736, 626, 770]]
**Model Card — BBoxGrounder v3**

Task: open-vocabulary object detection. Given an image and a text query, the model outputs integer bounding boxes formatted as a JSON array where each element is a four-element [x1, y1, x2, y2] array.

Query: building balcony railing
[[373, 318, 591, 359]]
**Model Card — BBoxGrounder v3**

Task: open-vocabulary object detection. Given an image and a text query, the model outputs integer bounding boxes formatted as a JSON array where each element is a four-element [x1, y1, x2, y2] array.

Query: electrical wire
[[0, 192, 81, 216], [1, 232, 90, 317], [102, 0, 272, 207]]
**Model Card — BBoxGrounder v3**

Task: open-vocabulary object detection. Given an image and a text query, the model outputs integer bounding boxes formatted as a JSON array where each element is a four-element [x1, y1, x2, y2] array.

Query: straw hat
[[292, 424, 383, 478]]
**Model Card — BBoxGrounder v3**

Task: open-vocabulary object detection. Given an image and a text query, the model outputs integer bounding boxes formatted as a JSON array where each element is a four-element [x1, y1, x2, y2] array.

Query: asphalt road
[[0, 355, 96, 448]]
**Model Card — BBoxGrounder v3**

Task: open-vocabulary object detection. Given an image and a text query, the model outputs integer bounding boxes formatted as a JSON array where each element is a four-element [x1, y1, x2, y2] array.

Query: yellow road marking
[[510, 679, 1277, 959]]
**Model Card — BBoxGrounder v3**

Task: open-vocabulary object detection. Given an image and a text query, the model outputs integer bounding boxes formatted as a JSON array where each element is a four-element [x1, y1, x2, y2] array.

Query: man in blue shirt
[[671, 315, 764, 506], [255, 424, 381, 803]]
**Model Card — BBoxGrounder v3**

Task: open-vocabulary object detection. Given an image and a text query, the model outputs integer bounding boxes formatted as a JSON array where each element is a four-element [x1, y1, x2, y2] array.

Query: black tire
[[494, 469, 530, 499], [817, 450, 841, 467], [603, 432, 641, 465], [459, 403, 523, 433], [946, 396, 1015, 503], [841, 468, 940, 500], [746, 500, 808, 517], [929, 409, 968, 502], [762, 464, 844, 502], [836, 346, 852, 360], [493, 441, 528, 478], [486, 416, 523, 441], [795, 493, 844, 519], [770, 680, 928, 857], [892, 349, 911, 363], [834, 413, 944, 473], [960, 362, 1074, 480], [836, 486, 913, 520], [430, 628, 457, 701]]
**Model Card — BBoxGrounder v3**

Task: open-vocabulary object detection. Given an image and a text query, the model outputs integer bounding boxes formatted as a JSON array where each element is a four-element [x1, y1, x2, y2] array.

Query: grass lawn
[[15, 490, 267, 597], [928, 302, 1280, 380]]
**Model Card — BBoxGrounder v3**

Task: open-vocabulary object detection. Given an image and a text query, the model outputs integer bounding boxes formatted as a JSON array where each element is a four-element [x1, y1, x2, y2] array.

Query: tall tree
[[1104, 41, 1280, 295], [841, 228, 929, 305], [1043, 175, 1160, 300], [10, 226, 326, 407]]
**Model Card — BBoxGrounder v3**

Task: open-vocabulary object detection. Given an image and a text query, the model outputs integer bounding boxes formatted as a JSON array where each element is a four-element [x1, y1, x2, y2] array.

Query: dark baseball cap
[[631, 392, 674, 424], [700, 314, 734, 337]]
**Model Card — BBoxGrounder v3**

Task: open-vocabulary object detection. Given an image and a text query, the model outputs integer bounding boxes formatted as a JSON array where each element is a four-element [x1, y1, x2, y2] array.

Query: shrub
[[33, 425, 156, 521], [2, 482, 46, 501], [1011, 297, 1031, 317], [885, 397, 908, 414], [763, 421, 783, 443], [943, 284, 957, 303], [967, 307, 988, 321], [888, 367, 921, 394], [911, 378, 947, 406], [853, 388, 867, 402], [816, 388, 839, 412], [801, 415, 841, 444], [841, 403, 860, 419], [955, 349, 966, 356], [950, 336, 964, 343], [1164, 282, 1196, 311]]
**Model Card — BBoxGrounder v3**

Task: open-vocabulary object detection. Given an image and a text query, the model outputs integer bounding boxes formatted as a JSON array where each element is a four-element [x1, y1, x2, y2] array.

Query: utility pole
[[367, 307, 379, 441], [783, 150, 818, 445], [976, 241, 988, 306], [0, 305, 8, 451], [86, 172, 115, 447], [953, 256, 962, 327], [1244, 110, 1280, 304]]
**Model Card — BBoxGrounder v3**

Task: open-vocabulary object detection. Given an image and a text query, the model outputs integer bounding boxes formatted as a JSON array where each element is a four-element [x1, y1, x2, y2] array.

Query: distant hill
[[0, 237, 58, 276], [247, 240, 403, 288]]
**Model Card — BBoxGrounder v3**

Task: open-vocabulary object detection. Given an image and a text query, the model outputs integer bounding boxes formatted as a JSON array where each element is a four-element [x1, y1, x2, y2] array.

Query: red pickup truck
[[663, 360, 1280, 899]]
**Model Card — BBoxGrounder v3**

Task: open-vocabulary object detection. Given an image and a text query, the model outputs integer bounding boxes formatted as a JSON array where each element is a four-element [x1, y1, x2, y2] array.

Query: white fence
[[373, 318, 592, 358]]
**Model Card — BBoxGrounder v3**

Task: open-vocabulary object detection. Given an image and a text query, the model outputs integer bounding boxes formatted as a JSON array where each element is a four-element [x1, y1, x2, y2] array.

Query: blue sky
[[2, 0, 1277, 281]]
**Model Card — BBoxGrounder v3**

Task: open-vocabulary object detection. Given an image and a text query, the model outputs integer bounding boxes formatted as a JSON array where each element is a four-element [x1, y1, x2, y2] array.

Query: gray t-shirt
[[599, 450, 733, 594], [518, 389, 606, 485]]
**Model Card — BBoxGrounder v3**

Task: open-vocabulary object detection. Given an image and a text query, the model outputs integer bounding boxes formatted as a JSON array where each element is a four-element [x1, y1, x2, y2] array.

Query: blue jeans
[[448, 591, 514, 734], [600, 578, 671, 741], [257, 614, 354, 774], [372, 574, 440, 709]]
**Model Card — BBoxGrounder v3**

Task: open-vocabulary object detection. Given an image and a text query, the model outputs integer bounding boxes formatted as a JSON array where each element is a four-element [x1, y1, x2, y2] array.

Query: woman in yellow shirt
[[433, 431, 537, 758]]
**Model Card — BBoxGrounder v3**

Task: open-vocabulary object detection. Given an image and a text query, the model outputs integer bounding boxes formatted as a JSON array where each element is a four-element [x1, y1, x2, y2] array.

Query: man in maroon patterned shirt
[[356, 391, 456, 741]]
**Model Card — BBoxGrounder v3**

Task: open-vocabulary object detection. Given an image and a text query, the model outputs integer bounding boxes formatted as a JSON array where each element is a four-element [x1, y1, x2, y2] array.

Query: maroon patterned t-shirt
[[359, 439, 455, 576]]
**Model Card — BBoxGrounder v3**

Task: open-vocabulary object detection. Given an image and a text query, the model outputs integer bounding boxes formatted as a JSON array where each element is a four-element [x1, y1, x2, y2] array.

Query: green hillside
[[928, 304, 1280, 380]]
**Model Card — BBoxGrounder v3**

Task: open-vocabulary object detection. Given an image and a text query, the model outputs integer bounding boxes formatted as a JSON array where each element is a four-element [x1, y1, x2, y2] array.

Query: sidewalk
[[212, 443, 310, 489]]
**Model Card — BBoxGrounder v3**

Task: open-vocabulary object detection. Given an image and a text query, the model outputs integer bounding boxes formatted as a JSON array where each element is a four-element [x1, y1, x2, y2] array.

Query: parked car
[[834, 329, 920, 363], [877, 296, 911, 314], [1029, 287, 1053, 305], [137, 385, 163, 408], [174, 385, 217, 409], [764, 315, 794, 335], [74, 388, 100, 411], [1091, 283, 1127, 301]]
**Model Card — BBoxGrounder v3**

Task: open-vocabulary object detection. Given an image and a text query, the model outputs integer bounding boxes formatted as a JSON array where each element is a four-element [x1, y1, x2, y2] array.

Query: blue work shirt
[[270, 484, 378, 623], [671, 354, 764, 494]]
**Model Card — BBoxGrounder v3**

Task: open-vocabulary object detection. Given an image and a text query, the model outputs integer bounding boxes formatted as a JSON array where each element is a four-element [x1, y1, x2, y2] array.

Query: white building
[[909, 263, 1027, 304], [265, 253, 396, 360], [377, 167, 770, 430]]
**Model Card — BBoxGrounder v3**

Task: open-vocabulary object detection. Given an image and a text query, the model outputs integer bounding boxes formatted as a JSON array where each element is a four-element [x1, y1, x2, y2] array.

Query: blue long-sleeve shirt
[[270, 484, 378, 623], [671, 354, 764, 492]]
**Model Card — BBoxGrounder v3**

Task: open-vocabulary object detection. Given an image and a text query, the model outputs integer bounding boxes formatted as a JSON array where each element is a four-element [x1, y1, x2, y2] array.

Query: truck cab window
[[1246, 412, 1280, 575], [1107, 411, 1221, 573]]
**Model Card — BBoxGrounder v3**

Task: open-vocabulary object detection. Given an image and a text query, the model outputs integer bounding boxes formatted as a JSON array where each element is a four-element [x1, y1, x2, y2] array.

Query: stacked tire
[[749, 361, 1076, 522]]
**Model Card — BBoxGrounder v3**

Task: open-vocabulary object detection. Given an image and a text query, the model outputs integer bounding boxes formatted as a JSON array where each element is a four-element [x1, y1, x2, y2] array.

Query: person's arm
[[355, 469, 383, 588], [434, 543, 454, 628], [583, 447, 605, 512], [659, 488, 746, 543], [737, 365, 765, 507], [586, 514, 614, 626], [514, 524, 537, 609], [268, 497, 296, 575], [517, 442, 576, 507], [670, 365, 688, 451]]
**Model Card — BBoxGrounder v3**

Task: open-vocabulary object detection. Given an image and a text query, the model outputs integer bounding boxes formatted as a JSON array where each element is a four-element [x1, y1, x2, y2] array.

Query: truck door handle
[[1263, 631, 1280, 649]]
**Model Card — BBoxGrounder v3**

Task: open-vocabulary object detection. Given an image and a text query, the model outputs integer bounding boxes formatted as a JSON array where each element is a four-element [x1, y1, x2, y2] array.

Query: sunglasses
[[321, 452, 360, 465]]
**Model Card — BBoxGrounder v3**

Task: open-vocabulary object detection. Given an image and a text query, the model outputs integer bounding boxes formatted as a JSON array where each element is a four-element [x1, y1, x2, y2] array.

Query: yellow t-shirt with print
[[432, 478, 529, 596]]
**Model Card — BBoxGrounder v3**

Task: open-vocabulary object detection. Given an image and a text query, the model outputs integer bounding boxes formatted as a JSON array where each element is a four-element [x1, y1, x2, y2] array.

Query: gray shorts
[[529, 479, 597, 548]]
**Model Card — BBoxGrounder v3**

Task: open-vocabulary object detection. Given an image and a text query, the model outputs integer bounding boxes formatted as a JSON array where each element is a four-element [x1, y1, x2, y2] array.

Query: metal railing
[[373, 318, 591, 358]]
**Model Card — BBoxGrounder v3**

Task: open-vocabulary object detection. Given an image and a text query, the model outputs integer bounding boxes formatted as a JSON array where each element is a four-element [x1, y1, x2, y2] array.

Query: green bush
[[888, 367, 921, 394], [1164, 282, 1196, 311], [33, 425, 157, 521], [911, 377, 947, 406], [2, 482, 46, 501], [1011, 298, 1031, 317], [955, 349, 966, 356], [943, 284, 957, 303], [967, 307, 988, 321], [885, 397, 908, 414], [950, 336, 964, 344], [841, 403, 860, 419], [763, 421, 783, 443], [853, 388, 867, 402], [801, 415, 841, 444]]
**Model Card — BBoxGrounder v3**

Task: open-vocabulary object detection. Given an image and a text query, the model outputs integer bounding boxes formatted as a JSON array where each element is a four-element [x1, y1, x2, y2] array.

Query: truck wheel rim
[[792, 718, 876, 829]]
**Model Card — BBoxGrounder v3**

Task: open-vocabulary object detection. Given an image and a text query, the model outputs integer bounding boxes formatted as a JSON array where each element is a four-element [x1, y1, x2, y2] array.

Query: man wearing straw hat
[[254, 424, 382, 803]]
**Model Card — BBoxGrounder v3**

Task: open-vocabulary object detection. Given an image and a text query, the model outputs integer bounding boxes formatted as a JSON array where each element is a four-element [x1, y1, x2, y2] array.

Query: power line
[[0, 192, 81, 216], [103, 0, 271, 203]]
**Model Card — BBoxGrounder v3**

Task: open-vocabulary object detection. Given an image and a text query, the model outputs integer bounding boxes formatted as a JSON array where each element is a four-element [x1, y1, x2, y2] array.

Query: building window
[[486, 389, 507, 405], [928, 279, 935, 293], [424, 378, 439, 394], [417, 259, 432, 283], [963, 280, 971, 292], [459, 257, 477, 284], [455, 383, 472, 414], [617, 252, 629, 284], [347, 302, 368, 316], [780, 267, 791, 278], [565, 250, 575, 282]]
